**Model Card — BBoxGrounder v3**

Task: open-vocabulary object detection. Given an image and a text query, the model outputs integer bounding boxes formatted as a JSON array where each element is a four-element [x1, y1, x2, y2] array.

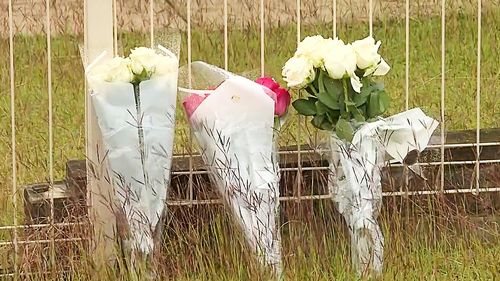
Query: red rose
[[255, 76, 291, 116]]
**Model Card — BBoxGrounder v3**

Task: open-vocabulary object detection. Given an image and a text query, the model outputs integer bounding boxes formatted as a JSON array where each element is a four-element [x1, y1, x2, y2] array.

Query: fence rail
[[1, 0, 497, 278]]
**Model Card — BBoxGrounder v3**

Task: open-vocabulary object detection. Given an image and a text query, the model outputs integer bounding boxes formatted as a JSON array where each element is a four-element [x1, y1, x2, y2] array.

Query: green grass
[[0, 7, 499, 280]]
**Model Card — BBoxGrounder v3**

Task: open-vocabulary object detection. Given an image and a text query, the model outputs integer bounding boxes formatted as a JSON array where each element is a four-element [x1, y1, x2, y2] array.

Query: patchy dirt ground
[[1, 0, 495, 36]]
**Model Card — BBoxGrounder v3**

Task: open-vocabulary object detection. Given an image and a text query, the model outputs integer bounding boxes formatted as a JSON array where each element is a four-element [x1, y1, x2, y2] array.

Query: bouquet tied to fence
[[284, 35, 438, 276], [86, 45, 179, 263], [180, 62, 290, 278]]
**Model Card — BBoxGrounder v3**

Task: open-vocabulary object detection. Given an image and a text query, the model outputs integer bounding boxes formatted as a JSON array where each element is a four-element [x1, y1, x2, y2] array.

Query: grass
[[0, 6, 499, 280]]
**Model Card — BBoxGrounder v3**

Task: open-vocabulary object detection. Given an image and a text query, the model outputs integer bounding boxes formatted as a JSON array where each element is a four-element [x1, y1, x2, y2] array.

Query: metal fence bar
[[45, 0, 56, 271], [260, 0, 265, 76], [295, 0, 302, 202], [475, 0, 482, 196], [0, 238, 88, 247], [149, 0, 154, 47], [113, 0, 117, 55], [0, 222, 87, 231], [440, 0, 446, 192], [187, 0, 194, 206], [369, 0, 373, 36], [7, 0, 19, 278], [169, 158, 500, 176], [223, 0, 228, 70], [161, 186, 500, 207], [332, 0, 337, 38], [405, 0, 410, 111]]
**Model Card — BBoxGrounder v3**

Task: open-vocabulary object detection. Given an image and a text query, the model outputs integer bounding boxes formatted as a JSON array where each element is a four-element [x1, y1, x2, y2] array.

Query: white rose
[[323, 39, 357, 79], [295, 35, 328, 68], [129, 47, 158, 76], [90, 56, 133, 83], [352, 36, 391, 76], [282, 56, 316, 89], [151, 54, 178, 79]]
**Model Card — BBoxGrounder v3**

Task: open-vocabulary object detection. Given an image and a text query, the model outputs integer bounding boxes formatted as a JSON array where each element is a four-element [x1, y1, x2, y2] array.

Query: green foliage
[[292, 70, 390, 142]]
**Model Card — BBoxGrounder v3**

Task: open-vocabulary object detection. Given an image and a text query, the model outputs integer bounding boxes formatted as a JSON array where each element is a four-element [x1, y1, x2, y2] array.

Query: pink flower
[[256, 77, 280, 92], [183, 93, 209, 118], [255, 76, 291, 116], [274, 87, 291, 117]]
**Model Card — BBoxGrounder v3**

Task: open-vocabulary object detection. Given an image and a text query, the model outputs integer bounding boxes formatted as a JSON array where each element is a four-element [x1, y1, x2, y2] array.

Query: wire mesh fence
[[0, 0, 499, 278]]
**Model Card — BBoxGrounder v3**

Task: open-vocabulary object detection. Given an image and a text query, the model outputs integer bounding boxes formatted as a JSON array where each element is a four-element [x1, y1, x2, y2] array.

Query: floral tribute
[[284, 35, 438, 277], [86, 46, 179, 271], [181, 62, 290, 278]]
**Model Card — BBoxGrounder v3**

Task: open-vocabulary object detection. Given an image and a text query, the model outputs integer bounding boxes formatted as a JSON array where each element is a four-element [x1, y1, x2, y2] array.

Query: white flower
[[129, 47, 158, 76], [151, 54, 178, 79], [282, 56, 316, 88], [352, 36, 391, 76], [90, 56, 133, 83], [323, 39, 357, 79], [295, 35, 328, 68]]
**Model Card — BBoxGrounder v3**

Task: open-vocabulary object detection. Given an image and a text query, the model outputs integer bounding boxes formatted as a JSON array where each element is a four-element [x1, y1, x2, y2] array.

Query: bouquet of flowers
[[284, 35, 438, 276], [181, 62, 290, 277], [86, 46, 179, 261]]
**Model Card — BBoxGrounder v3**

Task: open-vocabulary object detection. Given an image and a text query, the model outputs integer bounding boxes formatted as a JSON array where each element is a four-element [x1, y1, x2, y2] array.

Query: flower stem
[[342, 79, 349, 113]]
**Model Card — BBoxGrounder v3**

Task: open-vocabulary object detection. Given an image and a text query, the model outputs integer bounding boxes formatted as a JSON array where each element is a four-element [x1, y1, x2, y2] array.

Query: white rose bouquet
[[284, 35, 438, 277], [86, 46, 179, 263], [180, 62, 290, 278]]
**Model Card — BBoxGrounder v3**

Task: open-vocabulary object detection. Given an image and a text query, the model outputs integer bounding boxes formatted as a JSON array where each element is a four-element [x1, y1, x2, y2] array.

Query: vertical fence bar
[[369, 0, 373, 36], [260, 0, 265, 76], [187, 0, 194, 206], [149, 0, 154, 47], [45, 0, 56, 271], [113, 0, 117, 55], [332, 0, 337, 38], [440, 0, 446, 192], [8, 0, 19, 278], [223, 0, 228, 70], [475, 0, 481, 195], [405, 0, 410, 111], [296, 0, 302, 201]]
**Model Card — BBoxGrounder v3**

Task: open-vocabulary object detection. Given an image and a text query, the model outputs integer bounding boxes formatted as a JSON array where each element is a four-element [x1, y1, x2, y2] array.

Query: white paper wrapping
[[87, 65, 178, 256], [328, 108, 438, 276], [181, 63, 282, 276]]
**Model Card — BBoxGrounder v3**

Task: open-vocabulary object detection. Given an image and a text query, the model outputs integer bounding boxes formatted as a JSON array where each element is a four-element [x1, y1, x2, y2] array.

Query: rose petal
[[274, 87, 291, 116], [183, 93, 209, 118], [256, 76, 280, 92]]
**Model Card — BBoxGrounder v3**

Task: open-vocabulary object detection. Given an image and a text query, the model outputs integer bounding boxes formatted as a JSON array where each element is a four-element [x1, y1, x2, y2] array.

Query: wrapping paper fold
[[88, 63, 178, 256], [328, 108, 438, 276], [181, 62, 282, 276]]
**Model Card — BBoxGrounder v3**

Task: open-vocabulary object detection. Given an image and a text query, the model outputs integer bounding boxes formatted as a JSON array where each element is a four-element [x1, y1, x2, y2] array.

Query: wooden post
[[84, 0, 116, 266]]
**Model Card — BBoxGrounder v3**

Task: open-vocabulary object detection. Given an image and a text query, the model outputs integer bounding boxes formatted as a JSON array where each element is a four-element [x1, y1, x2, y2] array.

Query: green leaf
[[317, 91, 339, 110], [305, 86, 316, 97], [315, 101, 329, 115], [326, 110, 340, 124], [349, 105, 366, 123], [367, 92, 381, 118], [336, 118, 354, 142], [311, 114, 325, 128], [311, 114, 334, 131], [293, 99, 317, 116], [323, 76, 343, 99], [318, 70, 326, 93], [379, 90, 390, 114]]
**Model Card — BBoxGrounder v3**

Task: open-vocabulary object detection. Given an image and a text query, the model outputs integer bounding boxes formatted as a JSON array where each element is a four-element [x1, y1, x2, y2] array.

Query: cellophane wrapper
[[86, 49, 179, 257], [327, 108, 438, 276], [180, 62, 282, 277]]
